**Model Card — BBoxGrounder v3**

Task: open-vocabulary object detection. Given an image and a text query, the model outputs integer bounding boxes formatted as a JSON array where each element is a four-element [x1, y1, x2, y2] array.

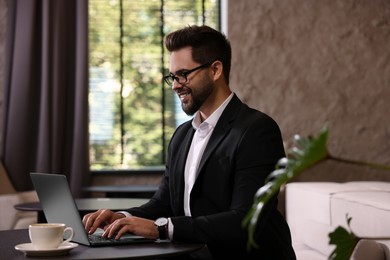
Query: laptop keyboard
[[88, 234, 120, 243], [88, 233, 152, 245]]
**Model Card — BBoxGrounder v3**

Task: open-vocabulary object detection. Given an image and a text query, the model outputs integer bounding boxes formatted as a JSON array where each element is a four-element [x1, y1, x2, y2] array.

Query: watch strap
[[157, 224, 167, 240]]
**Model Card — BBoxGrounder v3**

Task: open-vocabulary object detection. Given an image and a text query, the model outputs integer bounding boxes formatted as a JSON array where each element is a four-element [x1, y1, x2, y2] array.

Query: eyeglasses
[[163, 62, 214, 86]]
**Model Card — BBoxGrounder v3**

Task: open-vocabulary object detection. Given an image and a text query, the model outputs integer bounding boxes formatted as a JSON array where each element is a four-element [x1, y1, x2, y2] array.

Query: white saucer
[[15, 242, 78, 257]]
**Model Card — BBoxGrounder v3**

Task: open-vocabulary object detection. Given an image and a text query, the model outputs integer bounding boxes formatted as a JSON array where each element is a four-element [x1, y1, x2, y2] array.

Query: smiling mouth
[[177, 88, 191, 102], [179, 92, 189, 101]]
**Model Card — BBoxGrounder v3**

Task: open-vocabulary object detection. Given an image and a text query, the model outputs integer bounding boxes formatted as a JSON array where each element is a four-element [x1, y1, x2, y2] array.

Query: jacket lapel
[[196, 94, 242, 175]]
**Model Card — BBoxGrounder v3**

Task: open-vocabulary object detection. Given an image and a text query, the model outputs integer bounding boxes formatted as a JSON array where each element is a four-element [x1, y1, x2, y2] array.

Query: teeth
[[179, 93, 188, 100]]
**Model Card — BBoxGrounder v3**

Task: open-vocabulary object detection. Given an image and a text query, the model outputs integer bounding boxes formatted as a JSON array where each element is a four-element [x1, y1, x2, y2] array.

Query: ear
[[210, 60, 223, 81]]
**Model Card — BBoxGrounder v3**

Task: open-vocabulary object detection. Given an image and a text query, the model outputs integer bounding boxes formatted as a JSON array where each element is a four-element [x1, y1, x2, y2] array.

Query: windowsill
[[88, 166, 164, 196], [90, 166, 165, 176]]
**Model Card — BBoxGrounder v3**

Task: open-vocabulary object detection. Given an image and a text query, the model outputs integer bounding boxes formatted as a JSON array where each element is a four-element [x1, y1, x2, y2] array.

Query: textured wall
[[229, 0, 390, 181]]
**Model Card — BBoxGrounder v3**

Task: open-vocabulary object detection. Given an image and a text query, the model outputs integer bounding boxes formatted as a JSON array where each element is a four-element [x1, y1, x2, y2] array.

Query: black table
[[83, 185, 159, 198], [2, 229, 205, 259], [14, 198, 149, 223]]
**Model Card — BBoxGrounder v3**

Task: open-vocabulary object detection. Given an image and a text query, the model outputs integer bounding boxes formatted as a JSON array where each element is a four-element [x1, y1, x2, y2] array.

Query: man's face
[[169, 47, 214, 116]]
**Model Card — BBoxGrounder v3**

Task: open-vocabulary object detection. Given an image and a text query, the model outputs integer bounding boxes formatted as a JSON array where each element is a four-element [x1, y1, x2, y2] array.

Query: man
[[83, 25, 296, 259]]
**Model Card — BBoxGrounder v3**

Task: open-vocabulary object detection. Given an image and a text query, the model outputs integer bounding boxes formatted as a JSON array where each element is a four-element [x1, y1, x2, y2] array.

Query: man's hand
[[102, 216, 159, 240], [82, 210, 160, 240], [82, 209, 124, 235]]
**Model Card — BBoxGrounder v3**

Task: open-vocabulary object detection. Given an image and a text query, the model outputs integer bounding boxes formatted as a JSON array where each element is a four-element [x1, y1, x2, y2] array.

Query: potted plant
[[243, 126, 390, 260]]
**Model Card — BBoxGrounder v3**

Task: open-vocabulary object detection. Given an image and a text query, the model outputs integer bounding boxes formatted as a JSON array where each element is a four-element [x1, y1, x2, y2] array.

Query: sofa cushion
[[299, 219, 336, 257], [285, 182, 386, 226], [345, 182, 390, 192], [294, 249, 327, 260], [0, 194, 21, 230], [331, 191, 390, 237], [285, 182, 347, 251], [286, 182, 350, 226], [0, 190, 38, 230]]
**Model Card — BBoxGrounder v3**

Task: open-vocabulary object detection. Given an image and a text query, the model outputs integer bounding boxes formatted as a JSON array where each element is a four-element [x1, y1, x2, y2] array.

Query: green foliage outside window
[[88, 0, 220, 170]]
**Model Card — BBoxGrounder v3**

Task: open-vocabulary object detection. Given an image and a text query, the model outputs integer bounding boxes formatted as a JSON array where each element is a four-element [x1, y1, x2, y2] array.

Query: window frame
[[89, 0, 228, 175]]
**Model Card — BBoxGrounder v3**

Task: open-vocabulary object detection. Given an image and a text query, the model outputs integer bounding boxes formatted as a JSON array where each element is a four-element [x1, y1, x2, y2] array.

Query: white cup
[[29, 223, 74, 250]]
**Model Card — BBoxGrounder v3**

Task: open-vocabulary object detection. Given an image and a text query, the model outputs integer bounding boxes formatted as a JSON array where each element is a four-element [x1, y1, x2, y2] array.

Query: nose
[[171, 80, 183, 91]]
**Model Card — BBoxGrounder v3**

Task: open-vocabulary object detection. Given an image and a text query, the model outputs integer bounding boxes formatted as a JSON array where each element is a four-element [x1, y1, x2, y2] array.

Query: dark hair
[[165, 25, 232, 84]]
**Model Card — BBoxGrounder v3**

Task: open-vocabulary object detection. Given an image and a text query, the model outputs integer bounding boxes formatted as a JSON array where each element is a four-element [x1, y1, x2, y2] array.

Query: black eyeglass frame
[[163, 61, 214, 86]]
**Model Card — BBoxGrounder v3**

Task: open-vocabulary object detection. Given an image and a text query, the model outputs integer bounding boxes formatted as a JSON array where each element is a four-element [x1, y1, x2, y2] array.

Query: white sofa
[[285, 181, 390, 260], [0, 162, 38, 230]]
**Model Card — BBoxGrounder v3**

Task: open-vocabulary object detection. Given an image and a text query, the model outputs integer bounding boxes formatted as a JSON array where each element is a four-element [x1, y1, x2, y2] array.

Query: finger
[[86, 209, 113, 235], [103, 218, 130, 239], [113, 218, 136, 240], [115, 225, 131, 240], [86, 212, 102, 234], [83, 212, 98, 233], [102, 223, 115, 238], [90, 210, 112, 234], [82, 213, 91, 228], [102, 219, 120, 239]]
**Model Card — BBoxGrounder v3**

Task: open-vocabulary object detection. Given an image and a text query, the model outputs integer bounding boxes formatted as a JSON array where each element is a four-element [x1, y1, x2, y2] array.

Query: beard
[[180, 76, 214, 116]]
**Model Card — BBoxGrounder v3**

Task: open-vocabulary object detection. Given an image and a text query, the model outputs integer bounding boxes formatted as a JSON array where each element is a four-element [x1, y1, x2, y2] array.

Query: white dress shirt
[[183, 93, 233, 216]]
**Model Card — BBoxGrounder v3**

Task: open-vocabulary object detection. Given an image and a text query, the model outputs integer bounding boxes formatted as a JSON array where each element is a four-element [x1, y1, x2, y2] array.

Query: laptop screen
[[30, 173, 92, 245], [30, 172, 152, 246]]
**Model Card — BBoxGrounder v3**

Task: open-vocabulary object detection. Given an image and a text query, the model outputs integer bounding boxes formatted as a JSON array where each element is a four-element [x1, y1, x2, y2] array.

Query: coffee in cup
[[29, 223, 74, 250]]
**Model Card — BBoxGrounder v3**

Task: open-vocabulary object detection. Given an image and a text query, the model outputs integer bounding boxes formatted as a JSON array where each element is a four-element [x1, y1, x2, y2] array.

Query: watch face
[[155, 218, 168, 226]]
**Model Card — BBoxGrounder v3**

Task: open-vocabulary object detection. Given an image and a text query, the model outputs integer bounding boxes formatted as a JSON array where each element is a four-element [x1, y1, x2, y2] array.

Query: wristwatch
[[154, 217, 168, 240]]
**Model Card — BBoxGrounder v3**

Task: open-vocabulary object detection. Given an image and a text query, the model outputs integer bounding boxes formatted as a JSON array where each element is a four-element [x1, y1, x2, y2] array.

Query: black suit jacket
[[128, 94, 296, 259]]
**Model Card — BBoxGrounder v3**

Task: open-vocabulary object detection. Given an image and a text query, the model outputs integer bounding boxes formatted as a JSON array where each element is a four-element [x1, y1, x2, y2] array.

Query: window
[[88, 0, 221, 170]]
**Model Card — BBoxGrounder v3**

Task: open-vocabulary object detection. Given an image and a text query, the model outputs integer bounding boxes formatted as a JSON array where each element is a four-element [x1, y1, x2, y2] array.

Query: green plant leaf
[[328, 215, 360, 260], [243, 126, 330, 249]]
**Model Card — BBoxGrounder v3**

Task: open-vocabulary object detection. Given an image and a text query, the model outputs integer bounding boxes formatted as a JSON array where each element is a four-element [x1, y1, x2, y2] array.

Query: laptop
[[30, 172, 153, 246]]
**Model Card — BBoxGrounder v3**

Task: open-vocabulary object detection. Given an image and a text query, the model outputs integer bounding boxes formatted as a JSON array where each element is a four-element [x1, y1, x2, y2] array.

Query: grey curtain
[[1, 0, 90, 197]]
